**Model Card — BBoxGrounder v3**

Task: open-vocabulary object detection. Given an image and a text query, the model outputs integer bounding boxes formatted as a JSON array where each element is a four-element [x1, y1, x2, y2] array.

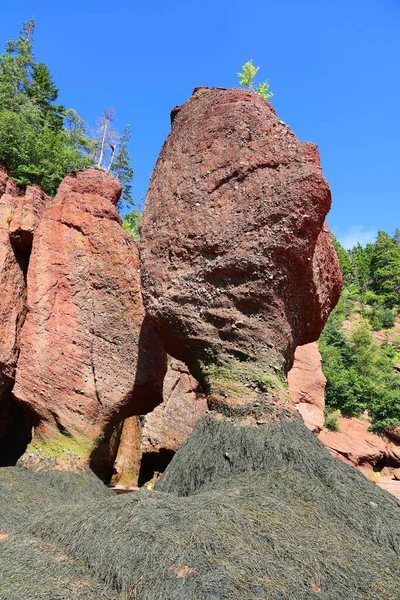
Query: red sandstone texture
[[387, 425, 400, 444], [0, 171, 24, 405], [9, 185, 50, 250], [0, 169, 50, 444], [112, 358, 207, 486], [141, 358, 207, 454], [319, 415, 400, 474], [13, 169, 166, 472], [112, 416, 142, 487], [141, 87, 341, 416], [288, 342, 325, 433]]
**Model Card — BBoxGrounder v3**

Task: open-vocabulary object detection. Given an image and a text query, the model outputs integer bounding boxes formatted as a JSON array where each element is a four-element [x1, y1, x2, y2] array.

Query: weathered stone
[[141, 358, 207, 454], [9, 185, 50, 250], [13, 169, 167, 476], [386, 424, 400, 444], [141, 87, 341, 421], [319, 415, 400, 473], [112, 358, 207, 486], [288, 342, 325, 433], [0, 170, 50, 463], [111, 416, 142, 487], [0, 170, 24, 401]]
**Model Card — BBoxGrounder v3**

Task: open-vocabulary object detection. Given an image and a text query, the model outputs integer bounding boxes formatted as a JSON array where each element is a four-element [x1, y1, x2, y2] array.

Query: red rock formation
[[112, 358, 207, 486], [0, 169, 51, 463], [387, 425, 400, 444], [0, 170, 25, 409], [111, 416, 142, 487], [141, 358, 207, 455], [9, 185, 50, 250], [13, 169, 166, 476], [319, 415, 400, 473], [141, 87, 341, 419], [288, 342, 325, 433]]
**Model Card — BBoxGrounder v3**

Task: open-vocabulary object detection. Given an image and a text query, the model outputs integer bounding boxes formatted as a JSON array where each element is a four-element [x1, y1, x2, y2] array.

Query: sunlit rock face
[[141, 87, 341, 418], [13, 168, 166, 476]]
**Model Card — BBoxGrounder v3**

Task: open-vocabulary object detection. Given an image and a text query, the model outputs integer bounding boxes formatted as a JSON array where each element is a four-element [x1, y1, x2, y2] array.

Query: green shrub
[[369, 305, 396, 330], [237, 60, 274, 100], [324, 409, 341, 432]]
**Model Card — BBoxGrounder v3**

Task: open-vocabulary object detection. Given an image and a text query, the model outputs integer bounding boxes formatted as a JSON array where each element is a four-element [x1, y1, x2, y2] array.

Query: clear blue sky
[[1, 0, 399, 248]]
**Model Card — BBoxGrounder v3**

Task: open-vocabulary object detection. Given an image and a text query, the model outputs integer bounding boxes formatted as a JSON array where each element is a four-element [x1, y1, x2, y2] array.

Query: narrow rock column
[[13, 169, 167, 478], [0, 168, 51, 465]]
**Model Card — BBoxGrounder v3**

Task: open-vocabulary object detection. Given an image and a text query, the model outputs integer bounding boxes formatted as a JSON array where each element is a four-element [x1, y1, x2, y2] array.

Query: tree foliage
[[237, 60, 274, 100], [319, 229, 400, 432], [122, 208, 141, 241], [0, 19, 134, 208], [370, 231, 400, 308]]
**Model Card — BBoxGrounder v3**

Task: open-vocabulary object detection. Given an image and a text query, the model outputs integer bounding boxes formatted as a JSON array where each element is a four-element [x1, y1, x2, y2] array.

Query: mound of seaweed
[[0, 467, 112, 533], [156, 415, 398, 498], [1, 422, 399, 600]]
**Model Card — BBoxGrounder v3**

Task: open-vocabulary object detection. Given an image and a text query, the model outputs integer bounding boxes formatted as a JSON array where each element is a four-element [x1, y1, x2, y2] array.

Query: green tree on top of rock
[[0, 18, 93, 195], [237, 60, 274, 100]]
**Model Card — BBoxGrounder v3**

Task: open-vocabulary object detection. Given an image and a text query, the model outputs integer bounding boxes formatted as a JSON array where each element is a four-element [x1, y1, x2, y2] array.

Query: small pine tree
[[237, 60, 273, 100], [111, 124, 134, 210]]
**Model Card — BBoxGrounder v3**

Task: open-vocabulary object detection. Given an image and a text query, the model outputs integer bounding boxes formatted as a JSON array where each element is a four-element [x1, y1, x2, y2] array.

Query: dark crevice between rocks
[[138, 449, 176, 487], [0, 390, 32, 467], [90, 421, 124, 483], [9, 232, 32, 285], [373, 456, 400, 472]]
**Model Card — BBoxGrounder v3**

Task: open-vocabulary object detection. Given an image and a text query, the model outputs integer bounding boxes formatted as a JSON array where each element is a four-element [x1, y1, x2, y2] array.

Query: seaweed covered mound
[[0, 428, 399, 600], [0, 467, 112, 533]]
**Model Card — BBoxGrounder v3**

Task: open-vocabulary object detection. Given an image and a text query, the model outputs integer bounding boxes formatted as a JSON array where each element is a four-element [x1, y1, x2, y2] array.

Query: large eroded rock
[[141, 87, 341, 419], [0, 169, 51, 464], [13, 169, 166, 475]]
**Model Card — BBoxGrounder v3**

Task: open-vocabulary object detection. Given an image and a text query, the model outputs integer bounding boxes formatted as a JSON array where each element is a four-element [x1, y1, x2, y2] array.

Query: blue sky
[[1, 0, 399, 248]]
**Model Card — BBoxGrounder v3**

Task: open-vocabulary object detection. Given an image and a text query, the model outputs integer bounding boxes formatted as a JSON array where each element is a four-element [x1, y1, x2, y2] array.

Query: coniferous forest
[[320, 232, 400, 432]]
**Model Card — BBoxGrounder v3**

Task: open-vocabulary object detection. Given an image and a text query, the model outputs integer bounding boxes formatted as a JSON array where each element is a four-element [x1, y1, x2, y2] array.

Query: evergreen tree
[[332, 236, 352, 286], [347, 242, 373, 292], [0, 19, 134, 205], [0, 19, 91, 194], [111, 124, 134, 209], [370, 231, 400, 307]]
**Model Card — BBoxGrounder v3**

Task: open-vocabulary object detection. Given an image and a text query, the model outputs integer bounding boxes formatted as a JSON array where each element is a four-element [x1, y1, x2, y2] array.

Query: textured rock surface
[[112, 358, 207, 486], [9, 185, 50, 250], [13, 169, 166, 475], [141, 358, 207, 454], [319, 415, 400, 473], [0, 170, 24, 412], [386, 424, 400, 444], [141, 87, 341, 418], [0, 169, 50, 463], [288, 342, 325, 433], [111, 416, 142, 487]]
